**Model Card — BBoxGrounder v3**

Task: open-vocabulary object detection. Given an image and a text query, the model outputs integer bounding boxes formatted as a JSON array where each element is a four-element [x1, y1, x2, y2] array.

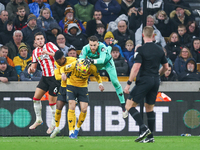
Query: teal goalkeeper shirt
[[79, 42, 112, 70]]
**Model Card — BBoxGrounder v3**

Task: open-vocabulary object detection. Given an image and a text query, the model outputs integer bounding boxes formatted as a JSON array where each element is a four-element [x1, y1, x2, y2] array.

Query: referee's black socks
[[146, 111, 155, 138], [128, 107, 147, 131]]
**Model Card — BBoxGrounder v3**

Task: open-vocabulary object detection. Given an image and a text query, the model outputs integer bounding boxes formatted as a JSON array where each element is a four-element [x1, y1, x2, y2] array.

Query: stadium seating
[[117, 76, 129, 82], [76, 50, 82, 55], [90, 76, 109, 82]]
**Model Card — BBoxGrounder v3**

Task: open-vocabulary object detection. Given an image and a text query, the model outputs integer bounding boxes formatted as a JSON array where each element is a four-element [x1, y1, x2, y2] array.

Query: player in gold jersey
[[50, 50, 77, 138], [60, 59, 104, 138]]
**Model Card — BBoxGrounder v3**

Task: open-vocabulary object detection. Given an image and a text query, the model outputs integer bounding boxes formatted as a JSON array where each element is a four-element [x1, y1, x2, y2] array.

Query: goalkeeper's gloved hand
[[89, 58, 94, 64], [84, 58, 91, 65]]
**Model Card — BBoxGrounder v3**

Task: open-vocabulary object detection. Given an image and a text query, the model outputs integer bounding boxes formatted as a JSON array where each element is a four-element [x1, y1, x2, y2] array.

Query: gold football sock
[[77, 111, 87, 128], [73, 113, 76, 129], [55, 109, 61, 127], [68, 109, 75, 131]]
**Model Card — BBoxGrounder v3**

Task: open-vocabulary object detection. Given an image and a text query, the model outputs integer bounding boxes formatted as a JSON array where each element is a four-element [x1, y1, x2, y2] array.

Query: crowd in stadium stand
[[1, 0, 200, 82]]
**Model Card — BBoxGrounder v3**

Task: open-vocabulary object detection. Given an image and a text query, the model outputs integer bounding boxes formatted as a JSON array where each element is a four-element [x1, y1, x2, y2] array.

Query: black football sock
[[129, 107, 147, 131], [146, 111, 155, 138]]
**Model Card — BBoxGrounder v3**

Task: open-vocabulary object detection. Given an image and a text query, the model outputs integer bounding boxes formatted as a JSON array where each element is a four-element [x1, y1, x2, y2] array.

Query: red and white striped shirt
[[32, 42, 58, 77]]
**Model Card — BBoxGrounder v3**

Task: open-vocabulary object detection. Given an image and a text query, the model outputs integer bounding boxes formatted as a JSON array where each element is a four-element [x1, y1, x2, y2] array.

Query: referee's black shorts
[[66, 85, 89, 103], [57, 86, 67, 103], [37, 76, 60, 96], [128, 76, 160, 105]]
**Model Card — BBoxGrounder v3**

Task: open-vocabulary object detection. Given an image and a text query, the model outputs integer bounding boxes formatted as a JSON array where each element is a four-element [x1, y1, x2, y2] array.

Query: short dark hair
[[96, 23, 105, 29], [111, 47, 119, 52], [54, 50, 64, 60], [89, 36, 98, 42], [34, 32, 44, 39], [7, 20, 13, 25]]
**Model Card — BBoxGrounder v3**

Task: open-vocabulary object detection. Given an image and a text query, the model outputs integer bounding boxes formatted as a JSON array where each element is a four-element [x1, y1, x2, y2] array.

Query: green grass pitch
[[0, 136, 200, 150]]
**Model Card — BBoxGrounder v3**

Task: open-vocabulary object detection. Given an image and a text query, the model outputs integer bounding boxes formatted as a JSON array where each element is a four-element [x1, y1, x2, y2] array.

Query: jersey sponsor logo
[[134, 52, 138, 58], [101, 47, 105, 52]]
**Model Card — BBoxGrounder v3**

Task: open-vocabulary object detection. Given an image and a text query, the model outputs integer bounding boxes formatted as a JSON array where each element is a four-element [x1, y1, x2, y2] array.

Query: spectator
[[64, 23, 88, 50], [177, 24, 191, 47], [50, 0, 72, 23], [95, 23, 105, 42], [13, 42, 32, 76], [111, 47, 128, 76], [128, 6, 143, 33], [0, 2, 5, 13], [186, 21, 200, 38], [74, 0, 94, 22], [95, 0, 121, 24], [6, 0, 30, 21], [164, 0, 192, 17], [174, 46, 192, 76], [46, 22, 62, 43], [140, 0, 164, 16], [178, 58, 200, 81], [59, 6, 86, 34], [154, 10, 172, 37], [164, 32, 182, 63], [160, 64, 177, 81], [6, 30, 31, 60], [37, 7, 57, 31], [21, 14, 46, 50], [135, 15, 166, 48], [0, 46, 14, 67], [0, 10, 8, 33], [123, 40, 135, 71], [113, 20, 135, 50], [120, 0, 140, 16], [13, 6, 28, 30], [107, 14, 128, 33], [190, 38, 200, 63], [0, 20, 15, 45], [67, 46, 78, 58], [20, 61, 42, 81], [56, 34, 72, 56], [86, 10, 106, 37], [0, 57, 18, 82], [103, 31, 124, 57], [170, 6, 193, 33], [28, 0, 52, 18]]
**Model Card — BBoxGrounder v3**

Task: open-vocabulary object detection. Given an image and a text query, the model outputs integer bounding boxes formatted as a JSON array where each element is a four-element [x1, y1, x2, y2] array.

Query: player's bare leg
[[29, 88, 46, 129]]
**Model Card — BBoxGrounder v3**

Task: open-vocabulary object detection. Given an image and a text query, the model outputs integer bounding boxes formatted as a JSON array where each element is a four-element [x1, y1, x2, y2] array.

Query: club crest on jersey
[[65, 64, 72, 69], [101, 47, 105, 52]]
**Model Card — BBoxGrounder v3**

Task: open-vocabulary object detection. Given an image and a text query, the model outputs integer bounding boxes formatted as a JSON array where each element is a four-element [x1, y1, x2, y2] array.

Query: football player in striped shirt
[[28, 32, 60, 134]]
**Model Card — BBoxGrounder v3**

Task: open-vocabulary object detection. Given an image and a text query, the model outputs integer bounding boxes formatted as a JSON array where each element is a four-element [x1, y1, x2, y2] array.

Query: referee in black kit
[[124, 26, 168, 143]]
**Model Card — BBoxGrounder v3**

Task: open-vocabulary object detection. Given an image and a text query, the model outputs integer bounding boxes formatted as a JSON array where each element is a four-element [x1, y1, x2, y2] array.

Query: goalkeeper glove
[[89, 58, 94, 64]]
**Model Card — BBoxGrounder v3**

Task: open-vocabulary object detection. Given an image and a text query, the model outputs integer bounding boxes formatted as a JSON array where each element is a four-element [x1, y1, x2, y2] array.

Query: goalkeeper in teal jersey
[[79, 36, 128, 118]]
